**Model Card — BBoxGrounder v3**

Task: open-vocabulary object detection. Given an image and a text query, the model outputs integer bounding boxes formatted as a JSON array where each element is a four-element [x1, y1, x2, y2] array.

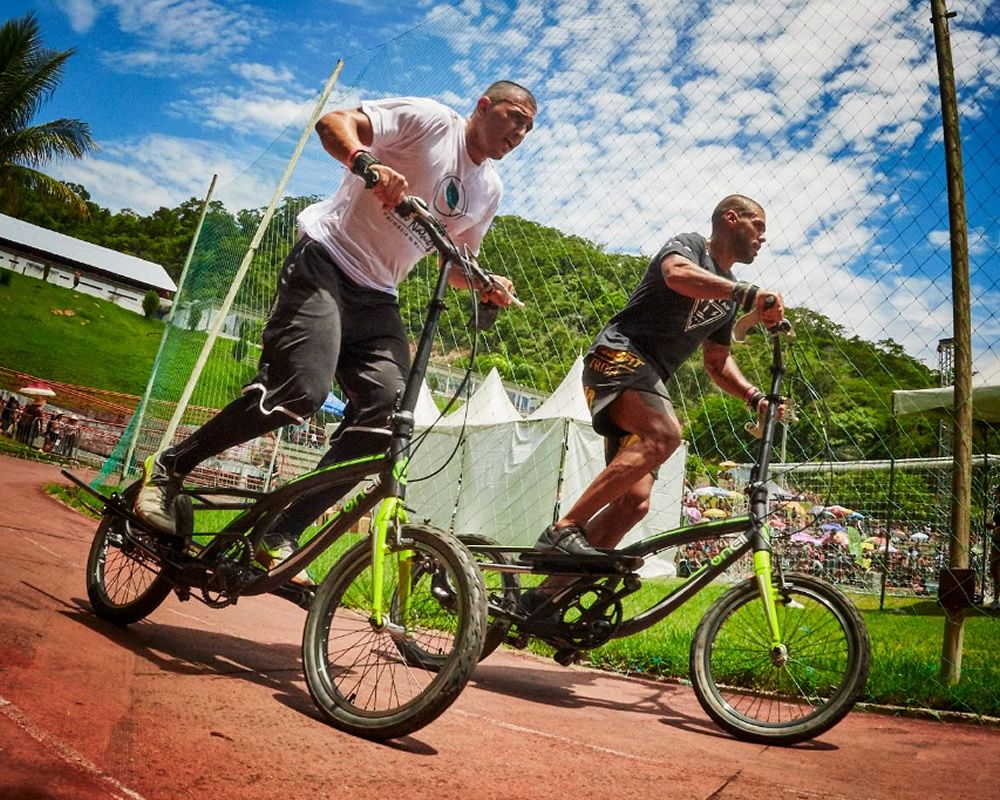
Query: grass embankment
[[0, 273, 254, 405]]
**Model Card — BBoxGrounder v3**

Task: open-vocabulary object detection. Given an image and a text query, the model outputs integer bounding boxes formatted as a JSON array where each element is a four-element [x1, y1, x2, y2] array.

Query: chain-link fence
[[90, 0, 999, 715]]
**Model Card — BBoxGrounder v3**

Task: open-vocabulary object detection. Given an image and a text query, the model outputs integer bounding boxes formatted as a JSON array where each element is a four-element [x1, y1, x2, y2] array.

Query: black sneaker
[[134, 452, 183, 534], [534, 523, 602, 557]]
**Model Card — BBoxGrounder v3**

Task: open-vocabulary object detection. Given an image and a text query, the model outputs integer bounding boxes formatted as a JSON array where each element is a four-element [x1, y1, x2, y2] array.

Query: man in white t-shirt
[[135, 81, 537, 580]]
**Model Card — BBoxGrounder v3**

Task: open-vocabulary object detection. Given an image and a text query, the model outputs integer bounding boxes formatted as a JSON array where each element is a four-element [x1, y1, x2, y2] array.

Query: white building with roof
[[0, 214, 177, 315]]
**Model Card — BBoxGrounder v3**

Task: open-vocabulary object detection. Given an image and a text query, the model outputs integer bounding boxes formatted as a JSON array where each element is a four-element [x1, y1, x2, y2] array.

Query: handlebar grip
[[394, 196, 424, 217]]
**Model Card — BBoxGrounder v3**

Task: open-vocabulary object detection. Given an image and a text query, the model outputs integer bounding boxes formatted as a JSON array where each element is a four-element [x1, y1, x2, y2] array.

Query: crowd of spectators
[[676, 475, 946, 596], [0, 392, 81, 457]]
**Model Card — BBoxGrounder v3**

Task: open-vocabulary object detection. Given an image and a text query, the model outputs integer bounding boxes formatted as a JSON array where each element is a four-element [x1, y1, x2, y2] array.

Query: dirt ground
[[1, 454, 998, 800]]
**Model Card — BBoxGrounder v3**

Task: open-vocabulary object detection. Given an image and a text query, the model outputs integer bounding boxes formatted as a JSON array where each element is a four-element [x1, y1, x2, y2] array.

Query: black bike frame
[[474, 323, 792, 641]]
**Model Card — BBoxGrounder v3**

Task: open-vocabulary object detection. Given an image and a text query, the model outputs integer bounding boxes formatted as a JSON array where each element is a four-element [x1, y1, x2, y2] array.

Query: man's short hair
[[711, 194, 763, 230], [483, 80, 537, 112]]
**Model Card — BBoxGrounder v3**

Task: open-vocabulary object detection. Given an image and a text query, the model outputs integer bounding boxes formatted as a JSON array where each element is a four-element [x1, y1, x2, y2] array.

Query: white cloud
[[52, 134, 277, 217], [95, 0, 266, 75], [171, 86, 316, 135], [54, 0, 101, 33], [231, 63, 297, 84]]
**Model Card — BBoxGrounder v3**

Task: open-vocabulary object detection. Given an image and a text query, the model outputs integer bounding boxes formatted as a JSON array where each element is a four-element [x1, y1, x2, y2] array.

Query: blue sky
[[10, 0, 1000, 383]]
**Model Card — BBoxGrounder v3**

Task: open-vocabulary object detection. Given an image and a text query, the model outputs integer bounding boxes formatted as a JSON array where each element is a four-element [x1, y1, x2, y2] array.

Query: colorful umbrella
[[702, 508, 729, 519], [18, 382, 56, 397]]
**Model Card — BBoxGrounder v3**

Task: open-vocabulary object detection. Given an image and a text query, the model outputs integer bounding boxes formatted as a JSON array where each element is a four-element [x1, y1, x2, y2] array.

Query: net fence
[[85, 0, 1000, 715]]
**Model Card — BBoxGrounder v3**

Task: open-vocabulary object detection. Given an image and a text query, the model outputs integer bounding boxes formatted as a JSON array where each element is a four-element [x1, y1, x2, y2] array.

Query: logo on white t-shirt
[[432, 175, 467, 218]]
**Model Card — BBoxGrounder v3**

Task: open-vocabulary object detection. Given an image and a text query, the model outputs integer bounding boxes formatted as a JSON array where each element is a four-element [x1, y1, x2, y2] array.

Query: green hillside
[[0, 272, 254, 405]]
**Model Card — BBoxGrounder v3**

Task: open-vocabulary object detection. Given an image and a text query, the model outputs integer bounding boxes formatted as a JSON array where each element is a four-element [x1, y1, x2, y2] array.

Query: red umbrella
[[18, 382, 56, 397]]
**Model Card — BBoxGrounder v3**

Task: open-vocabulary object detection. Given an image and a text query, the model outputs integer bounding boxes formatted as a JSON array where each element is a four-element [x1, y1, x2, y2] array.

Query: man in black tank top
[[535, 195, 786, 559]]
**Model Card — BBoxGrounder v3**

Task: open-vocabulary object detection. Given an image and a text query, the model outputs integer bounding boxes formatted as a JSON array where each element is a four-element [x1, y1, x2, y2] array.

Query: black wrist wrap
[[732, 281, 760, 313], [351, 152, 381, 189]]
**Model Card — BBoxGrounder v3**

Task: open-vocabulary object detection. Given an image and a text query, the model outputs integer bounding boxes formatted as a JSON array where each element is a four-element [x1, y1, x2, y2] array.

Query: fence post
[[929, 0, 973, 684]]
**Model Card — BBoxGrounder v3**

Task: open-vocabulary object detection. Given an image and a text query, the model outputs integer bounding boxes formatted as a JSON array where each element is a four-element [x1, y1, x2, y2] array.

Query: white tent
[[407, 365, 686, 577], [413, 380, 442, 427], [892, 384, 1000, 423]]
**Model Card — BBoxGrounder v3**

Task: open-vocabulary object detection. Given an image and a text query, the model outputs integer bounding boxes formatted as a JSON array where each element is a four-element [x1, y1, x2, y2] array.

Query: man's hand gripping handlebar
[[732, 292, 790, 343], [394, 196, 523, 309], [736, 295, 797, 439]]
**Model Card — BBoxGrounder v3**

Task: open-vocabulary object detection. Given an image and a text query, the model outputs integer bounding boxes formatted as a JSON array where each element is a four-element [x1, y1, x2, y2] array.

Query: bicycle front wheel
[[690, 572, 870, 745], [86, 483, 172, 625], [302, 524, 487, 740]]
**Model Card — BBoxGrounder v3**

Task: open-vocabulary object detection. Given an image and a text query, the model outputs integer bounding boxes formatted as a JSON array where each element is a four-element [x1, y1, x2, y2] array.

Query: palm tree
[[0, 12, 96, 217]]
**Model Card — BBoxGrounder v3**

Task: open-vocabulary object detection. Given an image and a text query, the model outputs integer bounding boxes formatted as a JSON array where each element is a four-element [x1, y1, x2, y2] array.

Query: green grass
[[0, 275, 256, 405], [0, 273, 163, 395], [582, 576, 1000, 718]]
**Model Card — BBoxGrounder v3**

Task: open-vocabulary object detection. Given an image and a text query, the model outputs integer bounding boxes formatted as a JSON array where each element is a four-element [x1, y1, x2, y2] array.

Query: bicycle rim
[[302, 524, 486, 740], [86, 484, 172, 625], [690, 573, 870, 744]]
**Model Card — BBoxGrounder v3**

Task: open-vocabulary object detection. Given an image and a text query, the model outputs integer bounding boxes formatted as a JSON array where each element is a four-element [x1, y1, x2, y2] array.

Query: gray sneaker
[[134, 453, 183, 534], [254, 540, 314, 586], [534, 524, 601, 557]]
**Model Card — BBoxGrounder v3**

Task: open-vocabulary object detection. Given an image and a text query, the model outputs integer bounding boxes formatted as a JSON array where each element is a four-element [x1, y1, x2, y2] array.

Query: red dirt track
[[1, 454, 998, 800]]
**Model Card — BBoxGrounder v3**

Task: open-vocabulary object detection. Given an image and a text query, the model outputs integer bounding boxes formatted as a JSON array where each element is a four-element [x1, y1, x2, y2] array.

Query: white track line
[[0, 695, 148, 800], [451, 708, 665, 764]]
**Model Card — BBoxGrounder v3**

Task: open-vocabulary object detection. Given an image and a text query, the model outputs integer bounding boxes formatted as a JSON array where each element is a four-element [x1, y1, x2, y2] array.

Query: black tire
[[388, 533, 516, 667], [460, 534, 518, 661], [302, 524, 487, 740], [690, 572, 870, 745], [86, 483, 172, 625]]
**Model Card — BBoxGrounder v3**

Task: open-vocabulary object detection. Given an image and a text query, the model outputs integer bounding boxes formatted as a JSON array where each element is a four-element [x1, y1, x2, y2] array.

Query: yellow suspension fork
[[752, 526, 784, 647], [368, 497, 409, 627]]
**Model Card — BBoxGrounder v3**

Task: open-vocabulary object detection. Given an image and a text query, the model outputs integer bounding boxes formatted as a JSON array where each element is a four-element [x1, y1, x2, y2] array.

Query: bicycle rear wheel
[[690, 572, 870, 744], [302, 524, 487, 740], [86, 483, 173, 625]]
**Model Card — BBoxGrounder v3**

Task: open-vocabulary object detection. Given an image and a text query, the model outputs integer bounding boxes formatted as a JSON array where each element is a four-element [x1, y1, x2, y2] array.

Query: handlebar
[[395, 196, 523, 308], [732, 294, 793, 342]]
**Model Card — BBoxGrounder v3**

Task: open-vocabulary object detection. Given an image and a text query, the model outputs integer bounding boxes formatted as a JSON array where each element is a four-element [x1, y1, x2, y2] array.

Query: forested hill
[[10, 190, 938, 461]]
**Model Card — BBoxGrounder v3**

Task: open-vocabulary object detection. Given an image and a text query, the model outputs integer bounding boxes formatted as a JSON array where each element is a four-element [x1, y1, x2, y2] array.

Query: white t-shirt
[[297, 97, 503, 296]]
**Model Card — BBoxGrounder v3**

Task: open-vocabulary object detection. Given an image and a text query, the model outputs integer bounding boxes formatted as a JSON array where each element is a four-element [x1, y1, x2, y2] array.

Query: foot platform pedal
[[517, 549, 643, 575]]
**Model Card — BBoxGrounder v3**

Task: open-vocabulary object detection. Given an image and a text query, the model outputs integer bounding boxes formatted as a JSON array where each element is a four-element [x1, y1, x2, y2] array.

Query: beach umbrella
[[702, 508, 729, 519], [18, 382, 56, 397], [847, 511, 865, 521], [683, 505, 703, 523], [790, 531, 820, 545], [810, 504, 829, 517], [719, 460, 738, 470], [767, 516, 787, 529], [909, 532, 930, 542], [820, 523, 846, 533]]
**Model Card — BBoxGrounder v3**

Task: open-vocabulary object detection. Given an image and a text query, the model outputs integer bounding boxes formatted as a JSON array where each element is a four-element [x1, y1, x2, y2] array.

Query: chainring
[[555, 583, 624, 649]]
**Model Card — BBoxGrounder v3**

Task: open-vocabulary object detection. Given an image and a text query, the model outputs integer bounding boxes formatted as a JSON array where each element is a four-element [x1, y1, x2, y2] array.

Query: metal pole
[[930, 0, 973, 684], [157, 60, 345, 452], [120, 174, 218, 480]]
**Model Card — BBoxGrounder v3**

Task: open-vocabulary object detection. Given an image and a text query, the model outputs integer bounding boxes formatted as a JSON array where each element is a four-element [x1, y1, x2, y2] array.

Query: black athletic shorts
[[582, 344, 673, 473]]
